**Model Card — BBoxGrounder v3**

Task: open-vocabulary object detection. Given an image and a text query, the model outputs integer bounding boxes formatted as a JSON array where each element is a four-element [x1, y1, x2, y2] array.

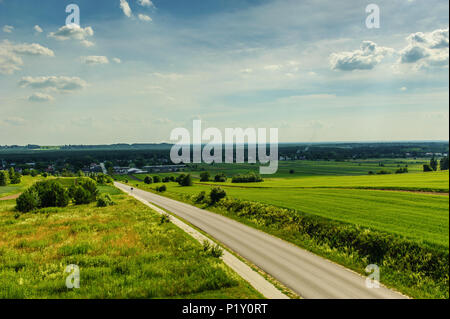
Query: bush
[[72, 186, 91, 205], [395, 167, 408, 174], [144, 176, 153, 184], [97, 194, 115, 207], [423, 164, 433, 172], [214, 173, 227, 182], [210, 187, 226, 204], [16, 180, 69, 212], [178, 174, 193, 186], [231, 172, 263, 183], [30, 170, 38, 177], [200, 171, 210, 182], [94, 173, 113, 185], [368, 171, 375, 175], [202, 240, 223, 258], [160, 214, 170, 224], [376, 170, 392, 175], [194, 191, 207, 203], [156, 185, 167, 192], [440, 156, 449, 170], [16, 189, 40, 212], [169, 176, 176, 182], [153, 176, 161, 183], [75, 178, 98, 203], [162, 176, 170, 183], [289, 169, 295, 174]]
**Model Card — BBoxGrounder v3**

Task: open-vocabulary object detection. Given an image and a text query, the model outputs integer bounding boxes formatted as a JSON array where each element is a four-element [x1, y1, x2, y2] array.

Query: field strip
[[195, 183, 449, 194], [115, 183, 289, 299]]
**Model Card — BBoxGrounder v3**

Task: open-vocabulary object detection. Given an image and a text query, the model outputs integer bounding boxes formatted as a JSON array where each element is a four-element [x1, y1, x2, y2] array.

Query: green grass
[[0, 176, 42, 198], [0, 193, 262, 299]]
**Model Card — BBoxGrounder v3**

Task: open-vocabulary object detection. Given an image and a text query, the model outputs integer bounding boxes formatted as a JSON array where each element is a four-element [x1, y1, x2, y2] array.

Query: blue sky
[[0, 0, 448, 144]]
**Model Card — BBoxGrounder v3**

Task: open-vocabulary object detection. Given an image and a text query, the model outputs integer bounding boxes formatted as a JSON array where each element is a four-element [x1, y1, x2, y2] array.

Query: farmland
[[0, 177, 262, 299]]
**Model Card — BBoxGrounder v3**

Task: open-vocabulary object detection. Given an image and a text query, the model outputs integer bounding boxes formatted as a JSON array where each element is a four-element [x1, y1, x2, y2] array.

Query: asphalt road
[[115, 182, 407, 299]]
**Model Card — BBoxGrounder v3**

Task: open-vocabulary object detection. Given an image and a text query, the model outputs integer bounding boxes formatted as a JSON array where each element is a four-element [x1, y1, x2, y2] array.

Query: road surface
[[115, 182, 407, 299]]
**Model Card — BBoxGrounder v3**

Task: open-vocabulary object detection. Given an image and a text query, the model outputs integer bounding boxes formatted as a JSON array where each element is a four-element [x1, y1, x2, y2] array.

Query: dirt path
[[0, 193, 21, 201]]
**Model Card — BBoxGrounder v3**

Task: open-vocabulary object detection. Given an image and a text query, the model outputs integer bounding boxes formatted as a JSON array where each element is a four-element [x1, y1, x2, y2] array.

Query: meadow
[[0, 178, 262, 299]]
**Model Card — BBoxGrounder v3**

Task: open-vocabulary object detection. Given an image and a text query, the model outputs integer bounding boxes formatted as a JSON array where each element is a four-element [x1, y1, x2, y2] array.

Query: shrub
[[178, 174, 193, 186], [200, 171, 211, 182], [97, 194, 115, 207], [22, 169, 31, 176], [214, 173, 227, 182], [144, 176, 153, 184], [202, 240, 223, 258], [16, 180, 69, 212], [156, 185, 167, 192], [162, 176, 170, 183], [75, 178, 98, 203], [376, 170, 392, 175], [41, 172, 48, 178], [169, 176, 176, 182], [73, 186, 91, 205], [368, 171, 375, 175], [210, 187, 226, 204], [289, 169, 295, 174], [194, 191, 207, 203], [94, 173, 113, 185], [30, 170, 38, 177], [16, 189, 40, 213], [231, 172, 263, 183], [395, 167, 408, 174], [10, 172, 21, 184], [160, 214, 170, 224], [423, 164, 433, 172], [153, 176, 161, 183]]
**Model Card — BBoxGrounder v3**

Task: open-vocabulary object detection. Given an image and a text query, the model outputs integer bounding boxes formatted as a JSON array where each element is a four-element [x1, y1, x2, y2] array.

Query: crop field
[[0, 178, 261, 299]]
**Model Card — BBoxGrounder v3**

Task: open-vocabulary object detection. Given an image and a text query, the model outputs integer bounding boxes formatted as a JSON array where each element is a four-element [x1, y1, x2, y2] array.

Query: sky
[[0, 0, 448, 145]]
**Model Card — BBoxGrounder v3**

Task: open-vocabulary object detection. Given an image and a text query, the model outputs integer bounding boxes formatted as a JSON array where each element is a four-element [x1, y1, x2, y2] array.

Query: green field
[[0, 176, 42, 198], [0, 179, 262, 299]]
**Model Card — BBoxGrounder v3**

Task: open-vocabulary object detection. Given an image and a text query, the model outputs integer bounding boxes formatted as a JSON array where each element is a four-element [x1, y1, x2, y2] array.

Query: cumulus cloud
[[138, 0, 155, 7], [120, 0, 132, 17], [112, 57, 122, 63], [138, 14, 152, 22], [18, 76, 87, 92], [2, 25, 13, 33], [0, 40, 54, 74], [330, 41, 393, 71], [34, 25, 43, 33], [28, 92, 54, 102], [399, 28, 449, 69], [81, 55, 109, 65], [48, 25, 94, 47]]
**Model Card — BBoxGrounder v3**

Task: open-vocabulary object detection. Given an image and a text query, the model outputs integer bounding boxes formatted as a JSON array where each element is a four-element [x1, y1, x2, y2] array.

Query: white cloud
[[0, 40, 54, 74], [28, 92, 54, 102], [399, 28, 449, 69], [330, 41, 394, 71], [48, 25, 94, 46], [400, 86, 407, 91], [137, 0, 155, 7], [112, 57, 122, 63], [81, 55, 109, 65], [138, 14, 152, 22], [120, 0, 132, 17], [18, 76, 87, 92], [34, 25, 43, 33], [2, 25, 13, 33]]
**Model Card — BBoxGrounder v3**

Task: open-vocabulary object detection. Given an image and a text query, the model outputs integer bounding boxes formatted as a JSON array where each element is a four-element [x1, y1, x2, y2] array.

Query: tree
[[440, 157, 449, 170], [30, 170, 38, 177], [16, 189, 40, 213], [430, 157, 438, 171], [214, 173, 227, 182], [10, 172, 21, 184], [73, 186, 91, 205], [423, 164, 433, 172], [0, 171, 9, 186], [144, 176, 153, 184], [200, 171, 210, 182], [210, 187, 226, 204], [178, 174, 193, 186], [22, 169, 31, 176], [153, 175, 161, 183]]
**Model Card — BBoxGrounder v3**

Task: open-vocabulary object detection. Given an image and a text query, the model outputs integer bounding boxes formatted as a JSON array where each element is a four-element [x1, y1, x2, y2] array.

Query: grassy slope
[[0, 183, 262, 299]]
